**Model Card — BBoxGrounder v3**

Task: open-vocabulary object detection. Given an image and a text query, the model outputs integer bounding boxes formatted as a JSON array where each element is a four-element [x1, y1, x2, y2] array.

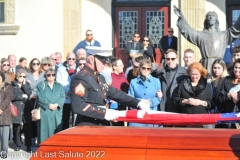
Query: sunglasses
[[46, 74, 55, 77], [32, 63, 40, 66], [168, 31, 173, 33], [79, 63, 85, 66], [134, 36, 140, 38], [86, 34, 93, 36], [19, 76, 26, 78], [142, 67, 151, 71], [2, 64, 10, 67], [166, 58, 176, 61], [143, 39, 149, 42], [51, 59, 57, 61], [68, 58, 75, 61], [43, 64, 51, 66]]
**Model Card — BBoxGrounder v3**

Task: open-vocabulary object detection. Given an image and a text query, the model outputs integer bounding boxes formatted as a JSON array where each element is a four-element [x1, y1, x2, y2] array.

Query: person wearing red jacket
[[111, 57, 129, 126]]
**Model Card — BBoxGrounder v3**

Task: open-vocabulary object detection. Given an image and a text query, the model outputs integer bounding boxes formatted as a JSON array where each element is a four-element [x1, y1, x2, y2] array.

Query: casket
[[30, 126, 240, 160]]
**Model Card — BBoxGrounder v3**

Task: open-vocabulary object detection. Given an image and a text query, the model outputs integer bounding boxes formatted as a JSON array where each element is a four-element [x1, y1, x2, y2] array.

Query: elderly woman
[[218, 58, 240, 128], [25, 58, 45, 149], [174, 62, 212, 127], [210, 59, 228, 113], [1, 58, 15, 83], [36, 68, 65, 143], [12, 69, 31, 151], [0, 71, 13, 159], [40, 57, 53, 72], [128, 58, 162, 127]]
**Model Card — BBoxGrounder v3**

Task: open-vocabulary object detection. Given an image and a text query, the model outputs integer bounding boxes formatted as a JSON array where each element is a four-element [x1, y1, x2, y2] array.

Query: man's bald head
[[8, 54, 17, 68], [77, 48, 87, 60], [66, 52, 76, 67]]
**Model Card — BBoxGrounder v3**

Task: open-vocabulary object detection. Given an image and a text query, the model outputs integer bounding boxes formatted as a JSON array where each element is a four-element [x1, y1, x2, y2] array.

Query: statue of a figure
[[173, 5, 240, 73]]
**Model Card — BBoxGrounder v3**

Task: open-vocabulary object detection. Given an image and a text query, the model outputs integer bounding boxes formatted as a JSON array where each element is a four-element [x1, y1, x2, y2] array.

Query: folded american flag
[[117, 110, 240, 126]]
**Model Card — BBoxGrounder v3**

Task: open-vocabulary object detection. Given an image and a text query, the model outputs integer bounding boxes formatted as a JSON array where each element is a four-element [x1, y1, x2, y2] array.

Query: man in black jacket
[[125, 33, 144, 67], [156, 49, 187, 113], [159, 28, 178, 63]]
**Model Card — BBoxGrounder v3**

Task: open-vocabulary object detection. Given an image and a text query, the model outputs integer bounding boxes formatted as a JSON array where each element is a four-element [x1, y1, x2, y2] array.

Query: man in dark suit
[[159, 28, 178, 63], [8, 54, 17, 74], [125, 33, 144, 67]]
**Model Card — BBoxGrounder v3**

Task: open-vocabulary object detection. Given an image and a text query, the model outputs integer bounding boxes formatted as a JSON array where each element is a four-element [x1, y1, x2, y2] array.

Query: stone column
[[5, 0, 15, 24], [63, 0, 81, 58], [179, 0, 206, 64]]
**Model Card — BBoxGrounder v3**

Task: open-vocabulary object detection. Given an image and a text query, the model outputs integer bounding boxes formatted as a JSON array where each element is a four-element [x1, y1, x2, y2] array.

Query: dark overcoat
[[174, 77, 212, 114], [156, 65, 187, 112], [12, 80, 32, 124], [217, 76, 240, 113]]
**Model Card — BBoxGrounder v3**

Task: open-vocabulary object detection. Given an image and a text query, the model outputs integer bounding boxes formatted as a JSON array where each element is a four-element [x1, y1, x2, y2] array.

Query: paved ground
[[7, 138, 39, 160], [6, 116, 76, 160]]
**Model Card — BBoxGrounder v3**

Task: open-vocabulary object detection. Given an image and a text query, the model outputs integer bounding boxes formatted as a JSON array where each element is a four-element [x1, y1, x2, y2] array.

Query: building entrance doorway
[[114, 6, 169, 69]]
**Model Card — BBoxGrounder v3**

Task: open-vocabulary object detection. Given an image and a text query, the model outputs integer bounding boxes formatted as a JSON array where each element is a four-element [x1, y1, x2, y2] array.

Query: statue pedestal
[[30, 126, 240, 160]]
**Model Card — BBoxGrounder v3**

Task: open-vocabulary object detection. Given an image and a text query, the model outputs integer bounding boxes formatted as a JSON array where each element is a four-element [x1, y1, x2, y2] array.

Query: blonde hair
[[211, 58, 228, 81], [132, 53, 143, 62]]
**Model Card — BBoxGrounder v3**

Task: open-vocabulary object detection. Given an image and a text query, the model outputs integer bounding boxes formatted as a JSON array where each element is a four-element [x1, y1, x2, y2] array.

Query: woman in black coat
[[217, 59, 240, 128], [142, 36, 155, 62], [174, 62, 213, 128], [12, 69, 31, 151]]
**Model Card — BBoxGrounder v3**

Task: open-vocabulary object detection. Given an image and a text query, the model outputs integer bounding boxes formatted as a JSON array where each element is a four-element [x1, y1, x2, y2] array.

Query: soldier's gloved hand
[[137, 101, 150, 111], [104, 109, 127, 121]]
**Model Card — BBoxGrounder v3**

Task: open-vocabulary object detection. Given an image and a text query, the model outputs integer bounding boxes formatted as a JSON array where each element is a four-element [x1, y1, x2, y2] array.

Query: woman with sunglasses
[[12, 69, 32, 151], [174, 62, 213, 128], [142, 36, 155, 62], [25, 58, 45, 149], [0, 58, 15, 83], [128, 58, 162, 127], [40, 57, 53, 72], [37, 68, 65, 144]]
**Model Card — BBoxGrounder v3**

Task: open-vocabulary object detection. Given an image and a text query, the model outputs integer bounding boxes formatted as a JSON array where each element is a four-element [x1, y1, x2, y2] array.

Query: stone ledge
[[0, 24, 20, 35]]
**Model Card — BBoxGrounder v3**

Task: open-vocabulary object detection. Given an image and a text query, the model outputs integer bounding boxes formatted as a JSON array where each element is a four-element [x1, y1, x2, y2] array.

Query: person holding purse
[[25, 58, 45, 148], [0, 71, 13, 159], [11, 69, 32, 151]]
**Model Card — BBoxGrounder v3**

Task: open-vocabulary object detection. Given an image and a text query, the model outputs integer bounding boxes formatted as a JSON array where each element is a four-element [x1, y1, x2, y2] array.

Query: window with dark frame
[[0, 2, 4, 23], [232, 10, 240, 25]]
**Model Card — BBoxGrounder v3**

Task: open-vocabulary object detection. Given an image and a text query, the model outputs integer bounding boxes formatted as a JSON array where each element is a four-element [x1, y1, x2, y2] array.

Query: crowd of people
[[0, 29, 239, 159]]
